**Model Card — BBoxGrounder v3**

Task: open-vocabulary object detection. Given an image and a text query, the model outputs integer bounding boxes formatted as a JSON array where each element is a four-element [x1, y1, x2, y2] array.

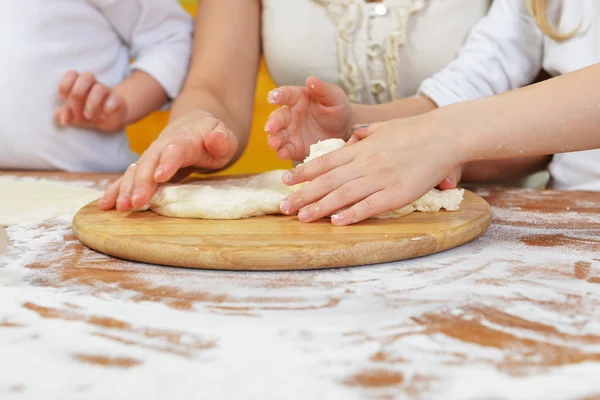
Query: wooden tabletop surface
[[1, 172, 599, 399]]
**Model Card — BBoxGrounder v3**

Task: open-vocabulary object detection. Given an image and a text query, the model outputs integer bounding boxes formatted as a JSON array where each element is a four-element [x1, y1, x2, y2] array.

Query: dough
[[148, 170, 294, 219], [0, 177, 103, 226], [147, 138, 464, 220]]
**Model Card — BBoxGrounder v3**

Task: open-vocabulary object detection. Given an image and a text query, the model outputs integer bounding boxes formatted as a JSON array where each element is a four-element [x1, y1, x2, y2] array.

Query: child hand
[[265, 76, 353, 161], [55, 71, 128, 133], [98, 110, 238, 212], [279, 114, 464, 225]]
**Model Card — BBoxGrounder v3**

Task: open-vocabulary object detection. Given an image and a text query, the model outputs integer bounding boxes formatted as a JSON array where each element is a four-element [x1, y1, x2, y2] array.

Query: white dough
[[148, 170, 294, 219], [147, 139, 464, 220], [0, 177, 103, 226]]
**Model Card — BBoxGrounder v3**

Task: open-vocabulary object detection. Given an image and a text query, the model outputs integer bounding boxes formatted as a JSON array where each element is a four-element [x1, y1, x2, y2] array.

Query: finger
[[203, 122, 238, 168], [131, 151, 161, 209], [281, 161, 362, 215], [58, 70, 79, 100], [103, 93, 124, 115], [116, 164, 137, 211], [54, 106, 66, 125], [277, 142, 297, 160], [264, 106, 292, 135], [331, 189, 399, 226], [267, 86, 306, 106], [349, 124, 375, 140], [297, 177, 376, 223], [154, 141, 190, 183], [98, 177, 122, 210], [267, 134, 283, 150], [84, 83, 109, 120], [61, 107, 74, 126], [281, 145, 355, 186], [438, 167, 462, 190], [306, 76, 347, 107], [70, 72, 97, 102]]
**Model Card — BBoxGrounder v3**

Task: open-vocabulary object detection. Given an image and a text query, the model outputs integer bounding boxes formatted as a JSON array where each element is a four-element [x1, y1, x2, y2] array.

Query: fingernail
[[282, 171, 293, 184], [132, 188, 143, 203], [154, 166, 165, 180], [268, 88, 282, 104], [298, 208, 309, 221], [117, 193, 130, 204], [351, 124, 369, 132], [61, 113, 67, 125], [444, 177, 452, 184], [264, 122, 271, 133], [105, 95, 118, 112], [331, 213, 343, 223], [309, 84, 316, 89], [84, 105, 92, 120], [280, 199, 290, 214]]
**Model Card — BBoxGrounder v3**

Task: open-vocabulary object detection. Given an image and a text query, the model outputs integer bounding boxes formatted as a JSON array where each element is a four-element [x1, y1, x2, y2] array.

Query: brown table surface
[[1, 172, 599, 400]]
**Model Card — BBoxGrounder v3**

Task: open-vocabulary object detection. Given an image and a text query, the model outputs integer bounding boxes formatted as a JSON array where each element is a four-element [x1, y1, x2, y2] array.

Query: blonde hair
[[527, 0, 579, 42]]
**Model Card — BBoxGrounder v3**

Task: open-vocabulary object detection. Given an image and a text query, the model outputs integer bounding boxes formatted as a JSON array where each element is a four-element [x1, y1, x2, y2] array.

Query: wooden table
[[1, 172, 599, 399]]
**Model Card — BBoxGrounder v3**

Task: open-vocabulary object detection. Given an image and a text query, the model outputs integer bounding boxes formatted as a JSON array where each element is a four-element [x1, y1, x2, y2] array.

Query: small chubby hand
[[55, 70, 127, 132]]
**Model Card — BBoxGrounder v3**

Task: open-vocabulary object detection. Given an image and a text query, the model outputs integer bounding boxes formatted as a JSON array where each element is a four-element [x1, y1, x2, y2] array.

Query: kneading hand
[[98, 110, 238, 212], [279, 115, 463, 225]]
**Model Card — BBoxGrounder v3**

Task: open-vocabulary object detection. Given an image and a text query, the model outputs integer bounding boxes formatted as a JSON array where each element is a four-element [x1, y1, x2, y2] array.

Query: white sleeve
[[418, 0, 544, 107], [90, 0, 193, 99]]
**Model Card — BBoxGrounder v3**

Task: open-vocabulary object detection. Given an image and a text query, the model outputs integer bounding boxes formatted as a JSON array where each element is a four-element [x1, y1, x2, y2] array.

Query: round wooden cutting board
[[72, 190, 492, 271]]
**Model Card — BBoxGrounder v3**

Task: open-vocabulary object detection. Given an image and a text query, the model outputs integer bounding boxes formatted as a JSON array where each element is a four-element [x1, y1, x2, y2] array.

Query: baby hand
[[55, 71, 127, 132], [265, 76, 353, 161]]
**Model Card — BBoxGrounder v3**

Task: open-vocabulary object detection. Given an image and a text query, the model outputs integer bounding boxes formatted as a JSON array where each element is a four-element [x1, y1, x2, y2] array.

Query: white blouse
[[419, 0, 600, 191], [262, 0, 490, 105]]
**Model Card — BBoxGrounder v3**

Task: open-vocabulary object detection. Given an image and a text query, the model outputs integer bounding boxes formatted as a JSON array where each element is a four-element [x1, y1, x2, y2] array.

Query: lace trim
[[315, 0, 364, 103], [383, 0, 425, 100], [315, 0, 426, 103]]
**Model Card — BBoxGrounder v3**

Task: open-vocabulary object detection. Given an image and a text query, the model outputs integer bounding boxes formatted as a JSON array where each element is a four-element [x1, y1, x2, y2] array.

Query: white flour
[[0, 177, 103, 226], [0, 179, 599, 399]]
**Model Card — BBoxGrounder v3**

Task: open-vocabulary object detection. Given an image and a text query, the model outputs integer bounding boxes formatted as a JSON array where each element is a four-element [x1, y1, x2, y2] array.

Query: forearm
[[461, 156, 551, 182], [351, 95, 437, 125], [446, 64, 600, 164], [114, 70, 168, 125]]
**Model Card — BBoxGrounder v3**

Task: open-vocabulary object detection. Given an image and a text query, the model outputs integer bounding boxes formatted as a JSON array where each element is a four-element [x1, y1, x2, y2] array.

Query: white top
[[419, 0, 600, 191], [0, 0, 192, 173], [262, 0, 490, 104]]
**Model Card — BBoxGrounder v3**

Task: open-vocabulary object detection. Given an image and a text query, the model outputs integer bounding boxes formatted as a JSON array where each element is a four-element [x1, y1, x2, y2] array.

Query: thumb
[[438, 167, 463, 190], [347, 122, 381, 143], [306, 76, 347, 107], [203, 121, 238, 168]]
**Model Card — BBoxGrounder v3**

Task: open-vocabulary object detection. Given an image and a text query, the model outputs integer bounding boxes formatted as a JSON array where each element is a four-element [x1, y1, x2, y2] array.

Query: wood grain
[[72, 190, 492, 270]]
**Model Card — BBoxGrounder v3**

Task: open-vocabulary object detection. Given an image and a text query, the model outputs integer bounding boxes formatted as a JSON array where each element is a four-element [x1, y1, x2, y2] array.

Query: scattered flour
[[0, 177, 599, 399], [0, 177, 103, 226]]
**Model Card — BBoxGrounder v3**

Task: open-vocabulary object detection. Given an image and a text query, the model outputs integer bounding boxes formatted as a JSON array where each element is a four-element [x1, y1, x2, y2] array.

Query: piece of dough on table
[[144, 139, 464, 220]]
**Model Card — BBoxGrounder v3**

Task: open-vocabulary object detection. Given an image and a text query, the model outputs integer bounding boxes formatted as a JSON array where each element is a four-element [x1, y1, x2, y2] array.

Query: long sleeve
[[418, 0, 544, 107], [90, 0, 193, 99]]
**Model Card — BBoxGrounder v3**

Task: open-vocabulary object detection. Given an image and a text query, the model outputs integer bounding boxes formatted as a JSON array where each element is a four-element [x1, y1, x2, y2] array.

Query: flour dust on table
[[144, 139, 464, 220], [0, 177, 103, 226]]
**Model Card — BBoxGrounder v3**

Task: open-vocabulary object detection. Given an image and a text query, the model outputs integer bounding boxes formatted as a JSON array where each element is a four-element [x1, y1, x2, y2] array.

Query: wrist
[[428, 102, 476, 167]]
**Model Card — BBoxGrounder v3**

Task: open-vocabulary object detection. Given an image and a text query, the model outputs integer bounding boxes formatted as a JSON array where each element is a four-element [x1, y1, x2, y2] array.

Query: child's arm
[[280, 62, 600, 225], [57, 0, 193, 132]]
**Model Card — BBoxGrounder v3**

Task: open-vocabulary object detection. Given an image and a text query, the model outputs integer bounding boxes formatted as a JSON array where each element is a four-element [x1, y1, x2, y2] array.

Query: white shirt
[[262, 0, 490, 104], [0, 0, 192, 173], [419, 0, 600, 191]]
